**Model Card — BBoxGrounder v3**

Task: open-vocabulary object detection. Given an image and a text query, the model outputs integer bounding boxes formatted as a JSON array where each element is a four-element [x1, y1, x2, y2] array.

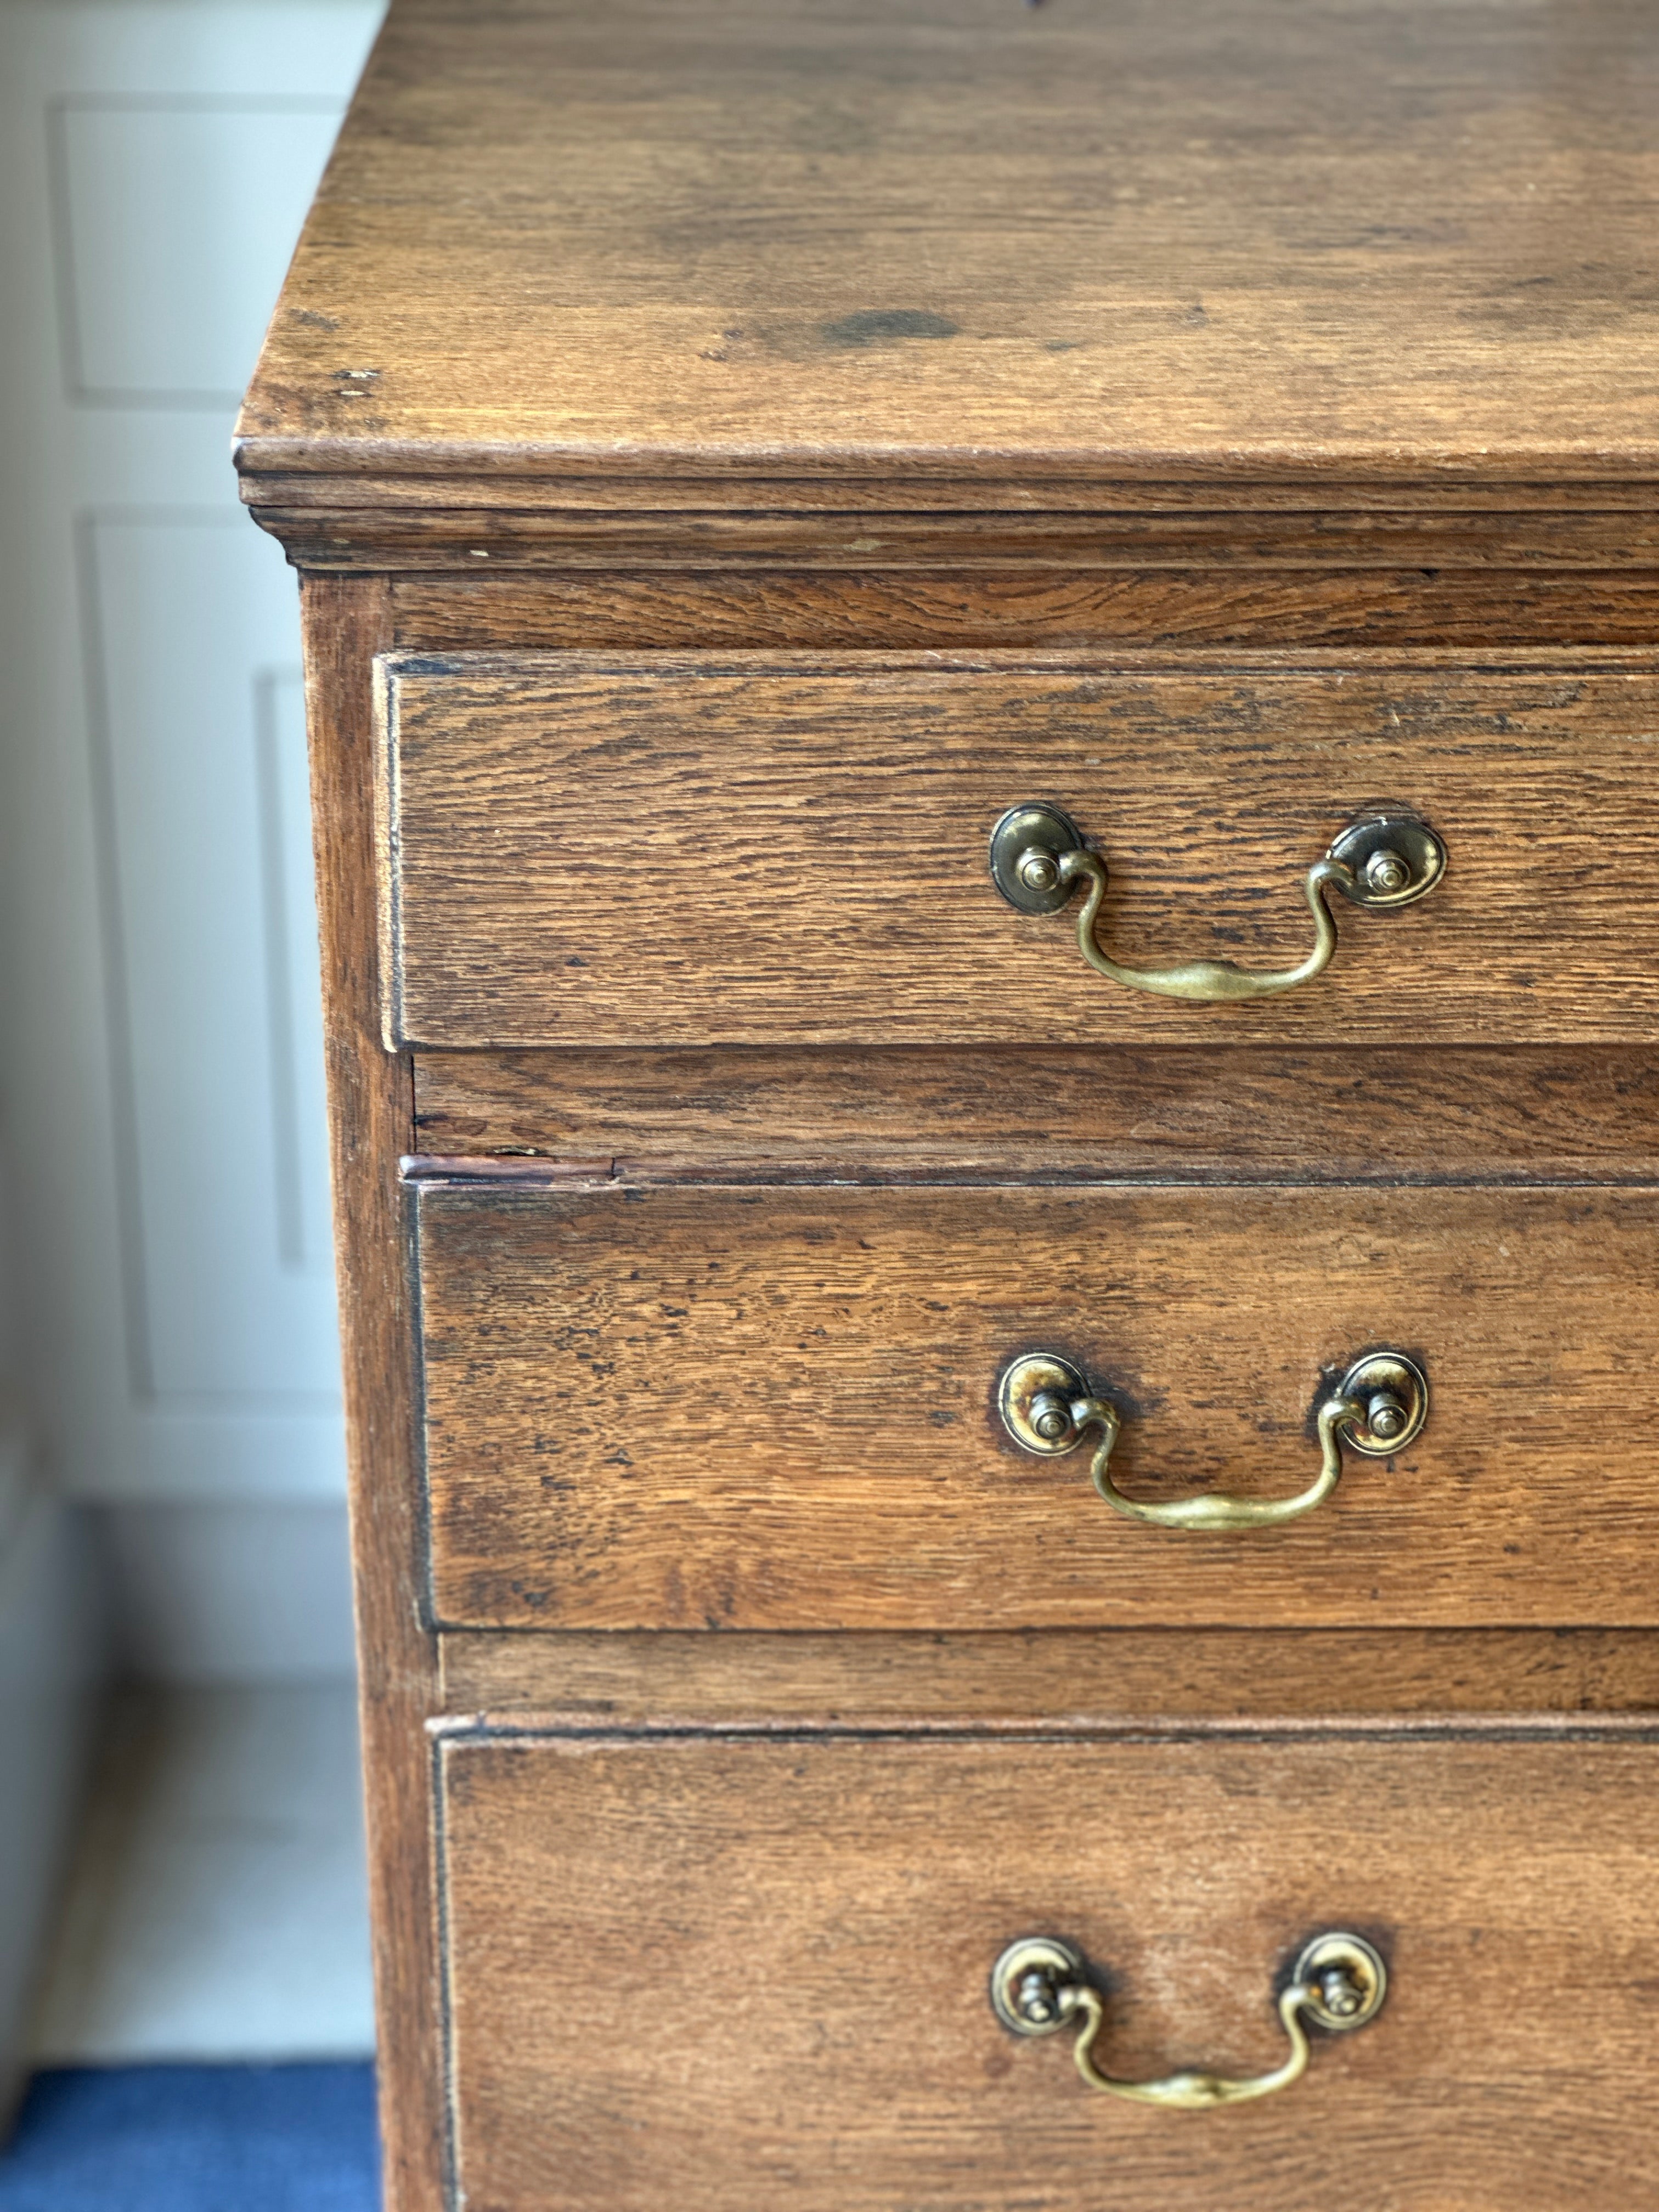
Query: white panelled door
[[0, 2, 386, 1677], [87, 515, 339, 1406]]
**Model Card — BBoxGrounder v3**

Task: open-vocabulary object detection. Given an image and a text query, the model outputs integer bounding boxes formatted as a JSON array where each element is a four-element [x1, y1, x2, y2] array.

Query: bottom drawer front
[[440, 1732, 1657, 2211]]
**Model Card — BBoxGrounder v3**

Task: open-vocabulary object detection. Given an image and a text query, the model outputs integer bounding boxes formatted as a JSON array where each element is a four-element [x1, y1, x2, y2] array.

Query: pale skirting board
[[0, 1430, 110, 2098], [30, 1682, 374, 2064]]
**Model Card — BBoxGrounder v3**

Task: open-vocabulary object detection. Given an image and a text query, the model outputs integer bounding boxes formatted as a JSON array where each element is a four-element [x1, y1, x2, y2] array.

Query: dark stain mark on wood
[[819, 309, 960, 349]]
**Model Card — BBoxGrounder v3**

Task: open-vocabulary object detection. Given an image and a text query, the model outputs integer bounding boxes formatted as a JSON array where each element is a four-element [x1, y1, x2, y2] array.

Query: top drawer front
[[377, 653, 1659, 1048]]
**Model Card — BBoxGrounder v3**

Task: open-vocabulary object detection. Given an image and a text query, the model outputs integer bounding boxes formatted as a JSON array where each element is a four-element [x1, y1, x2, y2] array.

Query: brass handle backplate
[[998, 1348, 1427, 1531], [990, 1931, 1387, 2109], [989, 800, 1444, 1001]]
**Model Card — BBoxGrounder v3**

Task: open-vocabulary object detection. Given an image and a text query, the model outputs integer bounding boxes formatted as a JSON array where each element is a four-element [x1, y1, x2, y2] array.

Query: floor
[[30, 1684, 375, 2064], [0, 1685, 377, 2207], [0, 2063, 379, 2211]]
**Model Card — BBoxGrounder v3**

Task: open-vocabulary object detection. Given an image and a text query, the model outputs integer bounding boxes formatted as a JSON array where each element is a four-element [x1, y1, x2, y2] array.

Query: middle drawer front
[[414, 1180, 1658, 1630]]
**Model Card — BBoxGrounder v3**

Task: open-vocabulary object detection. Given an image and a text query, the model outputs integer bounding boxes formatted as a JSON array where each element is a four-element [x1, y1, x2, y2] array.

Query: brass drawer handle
[[999, 1348, 1427, 1531], [991, 1931, 1386, 2109], [989, 801, 1444, 1001]]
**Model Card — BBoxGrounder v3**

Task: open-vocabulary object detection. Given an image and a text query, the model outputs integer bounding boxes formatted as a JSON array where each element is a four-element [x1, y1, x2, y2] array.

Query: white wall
[[0, 0, 386, 1683]]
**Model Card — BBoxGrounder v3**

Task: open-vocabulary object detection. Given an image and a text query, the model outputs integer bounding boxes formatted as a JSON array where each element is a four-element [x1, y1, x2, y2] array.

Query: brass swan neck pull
[[991, 1933, 1387, 2110], [989, 801, 1444, 1002], [999, 1350, 1427, 1532]]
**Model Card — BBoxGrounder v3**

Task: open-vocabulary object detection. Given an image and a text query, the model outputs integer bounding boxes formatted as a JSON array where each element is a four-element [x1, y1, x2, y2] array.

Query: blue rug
[[0, 2064, 379, 2212]]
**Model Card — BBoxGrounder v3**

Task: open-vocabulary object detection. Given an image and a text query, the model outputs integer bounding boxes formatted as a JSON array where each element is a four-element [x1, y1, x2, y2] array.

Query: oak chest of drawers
[[238, 3, 1659, 2205]]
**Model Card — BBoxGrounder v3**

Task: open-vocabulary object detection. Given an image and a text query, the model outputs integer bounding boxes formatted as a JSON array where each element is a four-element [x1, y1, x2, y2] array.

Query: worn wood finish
[[247, 7, 1659, 2204], [234, 0, 1659, 503], [379, 652, 1659, 1048], [415, 1180, 1659, 1631], [270, 507, 1659, 571], [262, 472, 1659, 521], [389, 569, 1659, 651], [438, 1627, 1659, 1724], [439, 1730, 1659, 2211], [301, 578, 443, 2212], [412, 1045, 1659, 1183]]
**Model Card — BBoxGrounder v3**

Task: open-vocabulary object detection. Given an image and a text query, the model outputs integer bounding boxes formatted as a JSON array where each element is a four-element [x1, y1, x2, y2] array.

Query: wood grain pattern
[[439, 1730, 1659, 2211], [411, 1044, 1659, 1182], [256, 10, 1659, 2207], [438, 1627, 1659, 1724], [301, 578, 443, 2212], [235, 0, 1659, 499], [246, 466, 1659, 517], [415, 1180, 1659, 1631], [388, 568, 1659, 651], [380, 651, 1659, 1047], [263, 507, 1659, 571]]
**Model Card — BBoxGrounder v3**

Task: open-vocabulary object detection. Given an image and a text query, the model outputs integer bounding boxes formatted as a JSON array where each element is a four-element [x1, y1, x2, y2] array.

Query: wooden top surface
[[236, 0, 1659, 507]]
